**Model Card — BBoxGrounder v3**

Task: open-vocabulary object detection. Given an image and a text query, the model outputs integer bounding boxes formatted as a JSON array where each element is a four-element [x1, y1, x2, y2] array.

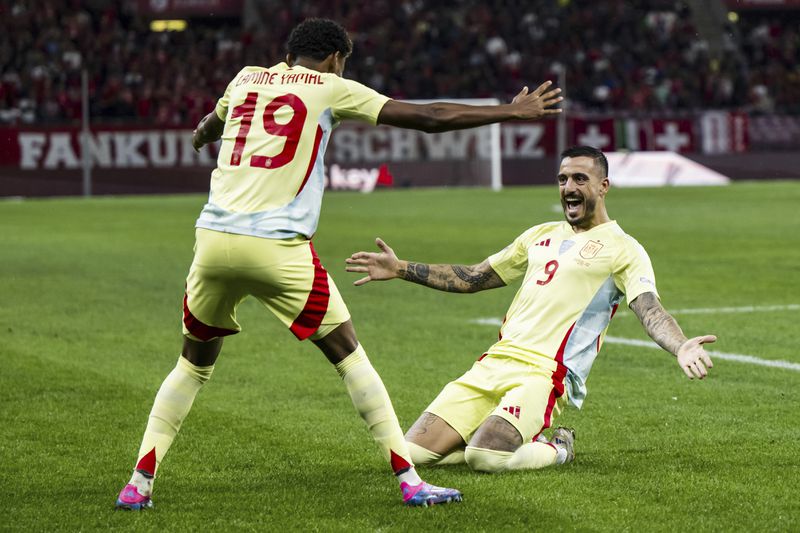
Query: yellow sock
[[132, 356, 214, 481], [407, 441, 466, 466], [437, 449, 466, 465], [407, 441, 440, 465], [464, 446, 512, 472], [465, 442, 558, 473], [507, 442, 559, 470], [335, 345, 420, 483]]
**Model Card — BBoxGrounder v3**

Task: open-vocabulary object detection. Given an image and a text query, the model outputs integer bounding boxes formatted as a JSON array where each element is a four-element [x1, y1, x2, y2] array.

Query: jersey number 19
[[229, 92, 307, 169]]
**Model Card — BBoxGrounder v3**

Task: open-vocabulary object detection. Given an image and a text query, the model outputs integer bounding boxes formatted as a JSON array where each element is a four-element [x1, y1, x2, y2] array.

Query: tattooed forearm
[[404, 262, 430, 284], [630, 292, 688, 356], [400, 260, 504, 293], [452, 265, 495, 289]]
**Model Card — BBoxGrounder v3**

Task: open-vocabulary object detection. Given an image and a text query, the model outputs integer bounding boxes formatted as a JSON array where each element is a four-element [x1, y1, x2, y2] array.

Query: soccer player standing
[[115, 18, 562, 509], [346, 146, 716, 472]]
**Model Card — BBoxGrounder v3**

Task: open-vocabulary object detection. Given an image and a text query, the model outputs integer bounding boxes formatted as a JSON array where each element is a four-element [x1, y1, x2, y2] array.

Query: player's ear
[[328, 51, 344, 74], [599, 176, 610, 195], [286, 53, 295, 66]]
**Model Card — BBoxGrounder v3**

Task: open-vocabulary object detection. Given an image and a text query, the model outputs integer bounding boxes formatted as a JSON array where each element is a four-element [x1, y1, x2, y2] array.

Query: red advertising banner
[[575, 117, 697, 153], [700, 112, 749, 154], [0, 113, 762, 196], [0, 126, 218, 169], [651, 119, 696, 153], [571, 119, 616, 151], [325, 121, 557, 165]]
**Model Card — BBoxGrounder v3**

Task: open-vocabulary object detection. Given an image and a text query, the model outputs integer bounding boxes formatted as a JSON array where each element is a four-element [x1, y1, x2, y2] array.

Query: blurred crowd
[[735, 14, 800, 114], [1, 0, 798, 125]]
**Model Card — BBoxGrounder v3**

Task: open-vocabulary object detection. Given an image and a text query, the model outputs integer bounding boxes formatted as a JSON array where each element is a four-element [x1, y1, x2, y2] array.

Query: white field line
[[615, 303, 800, 317], [604, 336, 800, 372], [467, 318, 800, 372]]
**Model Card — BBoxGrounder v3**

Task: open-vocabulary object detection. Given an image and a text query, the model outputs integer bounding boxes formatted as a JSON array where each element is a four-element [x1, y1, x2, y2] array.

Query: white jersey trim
[[563, 275, 625, 408]]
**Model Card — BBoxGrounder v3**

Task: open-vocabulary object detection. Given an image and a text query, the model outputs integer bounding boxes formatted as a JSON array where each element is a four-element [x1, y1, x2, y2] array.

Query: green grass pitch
[[2, 182, 799, 531]]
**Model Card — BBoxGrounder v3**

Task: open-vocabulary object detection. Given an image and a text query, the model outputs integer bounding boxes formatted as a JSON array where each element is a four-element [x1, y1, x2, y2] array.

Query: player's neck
[[291, 58, 328, 73], [571, 209, 611, 233]]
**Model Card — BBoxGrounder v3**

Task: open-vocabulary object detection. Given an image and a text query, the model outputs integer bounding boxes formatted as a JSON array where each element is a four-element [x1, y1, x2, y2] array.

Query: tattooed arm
[[346, 238, 505, 293], [629, 292, 717, 380], [399, 259, 504, 293]]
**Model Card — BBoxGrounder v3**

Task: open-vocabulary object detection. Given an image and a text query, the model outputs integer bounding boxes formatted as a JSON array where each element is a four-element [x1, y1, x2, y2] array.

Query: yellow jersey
[[487, 220, 659, 408], [196, 63, 390, 238]]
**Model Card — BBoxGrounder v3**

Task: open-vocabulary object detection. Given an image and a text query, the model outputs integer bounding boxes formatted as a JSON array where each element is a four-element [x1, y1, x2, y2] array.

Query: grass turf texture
[[2, 182, 799, 531]]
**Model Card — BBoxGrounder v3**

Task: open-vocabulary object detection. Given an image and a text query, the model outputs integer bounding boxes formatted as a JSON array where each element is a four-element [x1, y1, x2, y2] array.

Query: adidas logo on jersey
[[535, 239, 551, 247], [502, 405, 521, 419]]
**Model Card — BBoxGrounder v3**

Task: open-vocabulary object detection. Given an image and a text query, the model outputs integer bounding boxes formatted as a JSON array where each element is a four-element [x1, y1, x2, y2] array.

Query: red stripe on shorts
[[289, 242, 330, 340], [296, 125, 324, 197], [182, 292, 238, 341], [543, 322, 575, 428]]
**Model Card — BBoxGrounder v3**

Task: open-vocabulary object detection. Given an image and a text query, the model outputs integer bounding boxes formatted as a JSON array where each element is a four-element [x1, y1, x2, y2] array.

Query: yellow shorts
[[425, 353, 567, 444], [182, 228, 350, 342]]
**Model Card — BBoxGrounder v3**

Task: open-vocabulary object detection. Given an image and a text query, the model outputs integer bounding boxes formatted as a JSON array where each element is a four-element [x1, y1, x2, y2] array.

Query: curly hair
[[286, 18, 353, 61]]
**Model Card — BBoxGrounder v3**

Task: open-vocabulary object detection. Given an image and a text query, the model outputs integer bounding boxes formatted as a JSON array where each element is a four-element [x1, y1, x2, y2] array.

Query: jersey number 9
[[536, 260, 559, 286]]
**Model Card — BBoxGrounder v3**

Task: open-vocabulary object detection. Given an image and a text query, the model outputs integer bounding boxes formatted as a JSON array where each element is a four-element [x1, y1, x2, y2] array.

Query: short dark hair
[[561, 146, 608, 177], [286, 18, 353, 61]]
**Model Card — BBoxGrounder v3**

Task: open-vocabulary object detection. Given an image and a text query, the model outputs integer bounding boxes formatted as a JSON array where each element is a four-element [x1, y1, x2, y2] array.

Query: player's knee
[[406, 441, 442, 466], [312, 321, 359, 364], [464, 446, 511, 473], [177, 355, 214, 384], [181, 336, 223, 367]]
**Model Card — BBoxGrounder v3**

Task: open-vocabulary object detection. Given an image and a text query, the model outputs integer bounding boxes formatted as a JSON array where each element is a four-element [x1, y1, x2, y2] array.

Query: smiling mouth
[[563, 197, 583, 217]]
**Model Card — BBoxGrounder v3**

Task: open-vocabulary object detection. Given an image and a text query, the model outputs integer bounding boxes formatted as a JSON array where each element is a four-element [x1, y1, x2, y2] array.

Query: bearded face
[[557, 156, 609, 230]]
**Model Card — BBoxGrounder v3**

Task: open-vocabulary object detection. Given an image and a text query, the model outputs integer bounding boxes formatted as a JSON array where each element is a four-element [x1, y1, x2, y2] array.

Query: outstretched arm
[[377, 81, 562, 133], [346, 238, 505, 293], [192, 112, 225, 151], [629, 292, 716, 380]]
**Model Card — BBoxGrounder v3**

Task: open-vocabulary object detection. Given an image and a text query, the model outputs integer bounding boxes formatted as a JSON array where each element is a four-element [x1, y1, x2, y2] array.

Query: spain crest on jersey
[[579, 240, 603, 259]]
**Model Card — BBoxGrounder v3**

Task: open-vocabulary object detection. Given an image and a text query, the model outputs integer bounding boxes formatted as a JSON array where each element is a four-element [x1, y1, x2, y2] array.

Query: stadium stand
[[1, 0, 799, 126]]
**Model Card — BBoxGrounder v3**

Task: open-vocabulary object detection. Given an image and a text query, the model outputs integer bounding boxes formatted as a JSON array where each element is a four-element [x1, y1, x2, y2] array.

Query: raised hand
[[346, 238, 401, 286], [676, 335, 717, 379], [511, 81, 563, 120]]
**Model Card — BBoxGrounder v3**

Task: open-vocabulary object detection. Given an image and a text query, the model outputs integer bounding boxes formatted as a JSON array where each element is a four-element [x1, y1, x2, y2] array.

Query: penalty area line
[[468, 318, 800, 372]]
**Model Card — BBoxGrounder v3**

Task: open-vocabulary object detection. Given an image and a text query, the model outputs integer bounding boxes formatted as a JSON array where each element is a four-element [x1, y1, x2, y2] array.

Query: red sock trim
[[390, 450, 412, 475], [135, 447, 156, 477]]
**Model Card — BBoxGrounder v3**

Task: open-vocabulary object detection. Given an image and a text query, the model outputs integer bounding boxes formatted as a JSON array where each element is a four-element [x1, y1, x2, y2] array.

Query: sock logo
[[502, 406, 521, 419]]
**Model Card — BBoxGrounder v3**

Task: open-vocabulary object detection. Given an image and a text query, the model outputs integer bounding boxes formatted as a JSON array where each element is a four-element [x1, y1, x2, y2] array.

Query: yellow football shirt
[[196, 63, 390, 238], [487, 220, 658, 407]]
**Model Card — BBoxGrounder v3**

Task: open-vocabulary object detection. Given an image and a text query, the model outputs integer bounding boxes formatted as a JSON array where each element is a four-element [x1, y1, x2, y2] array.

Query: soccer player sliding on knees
[[347, 146, 716, 473], [115, 18, 562, 510]]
